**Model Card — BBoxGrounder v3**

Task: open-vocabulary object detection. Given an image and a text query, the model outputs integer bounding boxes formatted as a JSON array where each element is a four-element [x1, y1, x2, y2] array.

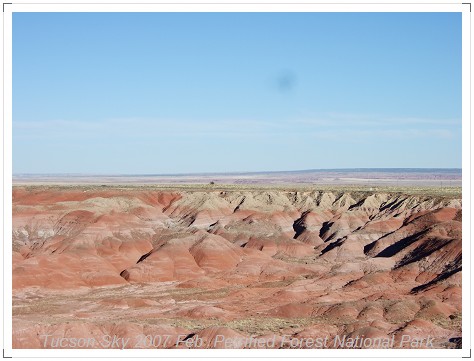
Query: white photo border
[[1, 1, 470, 359]]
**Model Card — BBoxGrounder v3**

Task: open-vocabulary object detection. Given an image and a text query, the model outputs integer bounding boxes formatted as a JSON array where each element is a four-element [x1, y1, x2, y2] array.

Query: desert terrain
[[12, 182, 462, 349], [13, 168, 462, 187]]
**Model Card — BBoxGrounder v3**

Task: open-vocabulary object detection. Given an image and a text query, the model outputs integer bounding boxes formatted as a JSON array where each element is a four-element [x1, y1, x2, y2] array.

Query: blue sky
[[13, 12, 461, 174]]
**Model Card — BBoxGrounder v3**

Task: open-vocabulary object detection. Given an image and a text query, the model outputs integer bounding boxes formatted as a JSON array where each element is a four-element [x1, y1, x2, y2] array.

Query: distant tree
[[210, 181, 215, 185]]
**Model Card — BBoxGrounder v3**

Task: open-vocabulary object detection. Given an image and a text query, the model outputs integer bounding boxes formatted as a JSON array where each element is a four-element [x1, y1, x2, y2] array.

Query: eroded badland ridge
[[12, 186, 462, 349]]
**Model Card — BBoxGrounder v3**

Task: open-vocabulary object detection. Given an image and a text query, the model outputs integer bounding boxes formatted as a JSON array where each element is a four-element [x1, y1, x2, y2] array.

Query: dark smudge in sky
[[276, 70, 297, 92]]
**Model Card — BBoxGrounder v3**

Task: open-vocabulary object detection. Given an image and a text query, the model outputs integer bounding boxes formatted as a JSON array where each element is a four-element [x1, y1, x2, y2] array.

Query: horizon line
[[13, 167, 463, 178]]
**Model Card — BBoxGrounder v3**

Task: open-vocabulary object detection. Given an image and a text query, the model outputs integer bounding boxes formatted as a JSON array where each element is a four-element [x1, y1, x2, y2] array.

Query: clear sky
[[13, 12, 462, 174]]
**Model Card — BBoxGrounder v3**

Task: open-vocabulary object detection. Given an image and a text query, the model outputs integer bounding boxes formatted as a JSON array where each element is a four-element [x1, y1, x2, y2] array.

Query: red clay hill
[[12, 186, 462, 349]]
